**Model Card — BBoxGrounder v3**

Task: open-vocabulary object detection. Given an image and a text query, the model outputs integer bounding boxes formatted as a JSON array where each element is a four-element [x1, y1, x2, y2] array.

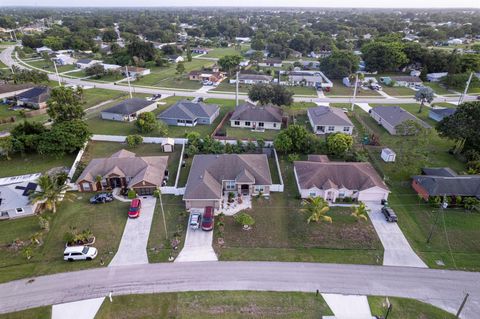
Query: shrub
[[234, 212, 255, 227], [127, 189, 137, 199]]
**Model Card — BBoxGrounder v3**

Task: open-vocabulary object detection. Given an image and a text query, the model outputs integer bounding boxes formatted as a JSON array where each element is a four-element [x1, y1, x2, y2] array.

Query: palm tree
[[301, 197, 332, 224], [30, 174, 72, 214], [414, 87, 435, 113], [351, 202, 369, 221]]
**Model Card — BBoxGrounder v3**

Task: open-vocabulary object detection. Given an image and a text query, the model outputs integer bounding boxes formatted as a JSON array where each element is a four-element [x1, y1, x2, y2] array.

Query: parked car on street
[[89, 193, 114, 204], [190, 212, 202, 230], [128, 198, 142, 218], [381, 206, 398, 222], [63, 246, 98, 261], [201, 206, 214, 231]]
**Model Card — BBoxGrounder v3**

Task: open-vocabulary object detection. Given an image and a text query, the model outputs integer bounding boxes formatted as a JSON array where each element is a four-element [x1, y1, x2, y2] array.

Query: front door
[[110, 178, 122, 188], [326, 191, 333, 202], [241, 184, 250, 195]]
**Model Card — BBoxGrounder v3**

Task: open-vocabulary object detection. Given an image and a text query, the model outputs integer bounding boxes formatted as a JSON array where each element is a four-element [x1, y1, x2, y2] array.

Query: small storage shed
[[162, 138, 175, 153], [381, 148, 396, 162]]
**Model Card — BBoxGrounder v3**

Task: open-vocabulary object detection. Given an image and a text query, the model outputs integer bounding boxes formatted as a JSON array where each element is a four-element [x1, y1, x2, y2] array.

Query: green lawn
[[381, 86, 415, 96], [26, 59, 76, 73], [210, 81, 249, 93], [214, 157, 384, 265], [324, 79, 381, 97], [95, 291, 332, 319], [0, 306, 51, 319], [154, 77, 202, 90], [82, 88, 128, 110], [0, 197, 129, 283], [147, 195, 188, 263], [200, 46, 246, 59], [288, 86, 317, 96], [368, 296, 455, 319], [352, 107, 480, 270], [0, 152, 75, 178], [64, 69, 87, 78], [423, 82, 456, 96], [225, 127, 281, 141], [133, 60, 215, 87]]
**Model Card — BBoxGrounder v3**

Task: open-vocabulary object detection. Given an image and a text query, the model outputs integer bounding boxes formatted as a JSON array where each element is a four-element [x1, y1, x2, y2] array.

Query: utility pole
[[426, 195, 447, 244], [351, 73, 359, 111], [53, 60, 62, 87], [125, 66, 133, 99], [157, 189, 168, 240], [455, 293, 469, 318], [235, 71, 239, 107], [458, 72, 473, 105]]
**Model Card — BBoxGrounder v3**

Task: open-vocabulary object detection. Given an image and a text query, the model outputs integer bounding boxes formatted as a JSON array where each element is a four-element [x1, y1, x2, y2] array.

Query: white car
[[63, 246, 98, 261], [189, 212, 202, 230]]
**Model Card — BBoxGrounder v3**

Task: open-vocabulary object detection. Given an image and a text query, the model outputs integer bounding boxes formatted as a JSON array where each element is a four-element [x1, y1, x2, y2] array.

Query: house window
[[82, 182, 91, 191], [225, 181, 236, 191], [258, 122, 264, 127], [343, 127, 350, 132], [273, 123, 277, 128], [328, 126, 335, 131], [16, 208, 24, 213], [339, 191, 346, 198], [234, 121, 240, 126], [309, 192, 316, 197], [1, 211, 8, 217], [245, 121, 251, 126]]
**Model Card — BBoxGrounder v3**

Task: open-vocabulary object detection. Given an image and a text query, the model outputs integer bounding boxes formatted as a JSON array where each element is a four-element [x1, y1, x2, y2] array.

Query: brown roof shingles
[[294, 160, 388, 191]]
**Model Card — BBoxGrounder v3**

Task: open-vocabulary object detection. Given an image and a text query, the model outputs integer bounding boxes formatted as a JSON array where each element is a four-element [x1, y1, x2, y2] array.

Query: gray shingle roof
[[429, 108, 456, 118], [77, 59, 92, 64], [294, 160, 389, 192], [238, 74, 272, 81], [183, 154, 273, 200], [231, 102, 283, 123], [158, 100, 219, 121], [17, 87, 51, 104], [413, 171, 480, 198], [102, 98, 154, 115], [307, 106, 353, 127], [371, 106, 431, 129]]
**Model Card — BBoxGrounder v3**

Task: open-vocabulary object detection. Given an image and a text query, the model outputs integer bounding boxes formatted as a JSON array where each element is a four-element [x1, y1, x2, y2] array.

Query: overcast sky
[[1, 0, 479, 8]]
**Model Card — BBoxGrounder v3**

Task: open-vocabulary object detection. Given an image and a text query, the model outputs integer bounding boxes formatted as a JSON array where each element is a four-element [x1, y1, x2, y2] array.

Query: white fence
[[91, 134, 187, 144], [270, 184, 284, 192], [271, 148, 284, 192], [67, 141, 88, 181], [160, 186, 185, 195]]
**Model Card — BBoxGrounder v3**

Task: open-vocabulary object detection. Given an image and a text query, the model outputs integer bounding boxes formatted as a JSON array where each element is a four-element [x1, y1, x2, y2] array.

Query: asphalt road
[[1, 45, 477, 104], [1, 261, 480, 318]]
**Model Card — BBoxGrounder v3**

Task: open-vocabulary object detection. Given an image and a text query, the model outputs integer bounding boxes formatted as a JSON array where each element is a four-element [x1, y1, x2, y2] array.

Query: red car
[[201, 206, 214, 231], [128, 199, 142, 218]]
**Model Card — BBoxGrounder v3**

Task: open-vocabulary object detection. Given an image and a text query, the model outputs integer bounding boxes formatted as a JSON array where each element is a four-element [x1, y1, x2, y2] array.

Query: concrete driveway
[[175, 213, 217, 262], [110, 197, 157, 266], [365, 202, 427, 268]]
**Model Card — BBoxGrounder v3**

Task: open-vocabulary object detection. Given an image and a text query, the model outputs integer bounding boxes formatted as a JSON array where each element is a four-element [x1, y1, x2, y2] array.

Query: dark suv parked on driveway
[[381, 206, 398, 222]]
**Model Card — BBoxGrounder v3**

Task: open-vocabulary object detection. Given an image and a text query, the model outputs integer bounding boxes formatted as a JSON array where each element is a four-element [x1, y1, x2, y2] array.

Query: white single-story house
[[0, 173, 42, 220], [76, 59, 103, 69], [35, 46, 52, 54], [101, 98, 157, 122], [123, 66, 151, 77], [191, 47, 210, 54], [427, 72, 448, 82], [259, 58, 283, 68], [101, 63, 122, 71], [370, 106, 431, 135], [157, 100, 220, 127], [230, 102, 283, 130], [284, 71, 333, 89], [229, 73, 273, 85], [307, 106, 354, 135], [294, 155, 389, 203], [428, 108, 456, 122], [52, 54, 76, 66], [168, 55, 184, 63]]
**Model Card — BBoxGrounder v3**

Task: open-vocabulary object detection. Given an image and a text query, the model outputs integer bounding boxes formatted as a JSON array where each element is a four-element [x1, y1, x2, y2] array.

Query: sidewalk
[[322, 294, 374, 319]]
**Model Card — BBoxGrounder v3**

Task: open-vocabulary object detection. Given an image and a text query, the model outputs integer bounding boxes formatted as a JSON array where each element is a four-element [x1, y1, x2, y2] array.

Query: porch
[[221, 191, 252, 216]]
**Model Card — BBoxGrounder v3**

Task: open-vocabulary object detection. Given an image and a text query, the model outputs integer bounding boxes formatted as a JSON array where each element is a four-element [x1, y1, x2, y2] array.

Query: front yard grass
[[381, 86, 415, 96], [423, 82, 455, 96], [225, 127, 280, 140], [95, 291, 333, 319], [26, 59, 76, 73], [324, 79, 381, 97], [0, 196, 129, 283], [210, 81, 250, 93], [200, 46, 246, 59], [368, 296, 455, 319], [353, 107, 480, 270], [147, 195, 188, 263], [82, 88, 128, 110], [214, 157, 384, 265]]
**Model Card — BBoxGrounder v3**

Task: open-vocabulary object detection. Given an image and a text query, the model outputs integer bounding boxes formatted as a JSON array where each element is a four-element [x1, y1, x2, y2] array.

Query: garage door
[[134, 187, 155, 196], [358, 192, 386, 202]]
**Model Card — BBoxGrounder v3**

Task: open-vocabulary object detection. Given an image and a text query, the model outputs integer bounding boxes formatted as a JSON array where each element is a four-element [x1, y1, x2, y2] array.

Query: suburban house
[[290, 50, 302, 58], [294, 155, 389, 202], [239, 59, 250, 67], [76, 149, 168, 195], [76, 59, 102, 69], [101, 63, 122, 71], [380, 76, 422, 87], [307, 106, 354, 135], [284, 71, 333, 89], [427, 72, 448, 82], [410, 70, 421, 77], [52, 54, 76, 65], [0, 84, 34, 99], [0, 174, 42, 220], [188, 68, 224, 84], [35, 46, 52, 54], [229, 73, 273, 85], [100, 98, 158, 122], [15, 86, 51, 109], [309, 50, 331, 59], [299, 60, 320, 69], [429, 108, 456, 122], [123, 66, 151, 77], [259, 58, 283, 67], [370, 106, 431, 135], [191, 47, 210, 54], [167, 55, 184, 63], [412, 167, 480, 201], [157, 100, 220, 126], [183, 154, 273, 210], [230, 102, 283, 130]]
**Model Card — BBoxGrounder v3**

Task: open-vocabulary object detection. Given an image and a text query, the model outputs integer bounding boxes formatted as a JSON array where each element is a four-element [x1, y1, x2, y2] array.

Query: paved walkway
[[354, 103, 372, 113], [322, 294, 374, 319], [175, 212, 218, 262], [365, 202, 428, 268], [51, 298, 104, 319], [377, 90, 395, 99]]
